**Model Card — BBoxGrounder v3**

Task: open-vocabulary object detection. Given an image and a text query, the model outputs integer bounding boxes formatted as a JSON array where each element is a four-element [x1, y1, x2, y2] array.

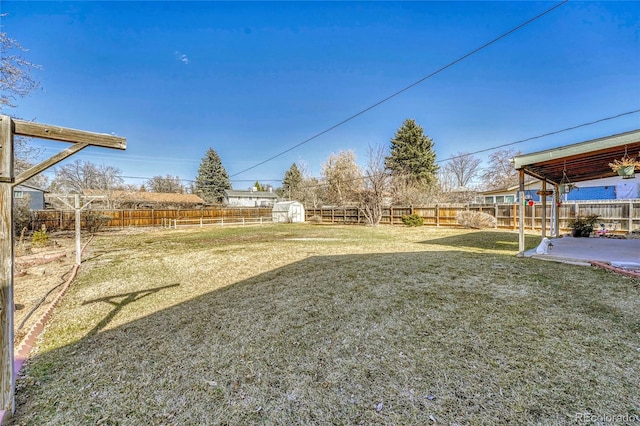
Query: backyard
[[10, 224, 640, 425]]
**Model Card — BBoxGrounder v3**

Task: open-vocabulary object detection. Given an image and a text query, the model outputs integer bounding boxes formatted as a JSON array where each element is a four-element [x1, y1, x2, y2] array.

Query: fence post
[[242, 217, 245, 225], [435, 205, 440, 227], [200, 217, 203, 227], [629, 201, 633, 234], [495, 205, 498, 229], [173, 219, 177, 229]]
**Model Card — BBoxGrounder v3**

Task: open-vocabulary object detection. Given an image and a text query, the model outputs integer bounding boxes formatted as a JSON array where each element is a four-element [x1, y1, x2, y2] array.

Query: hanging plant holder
[[617, 165, 636, 179], [609, 147, 640, 179], [559, 165, 574, 195]]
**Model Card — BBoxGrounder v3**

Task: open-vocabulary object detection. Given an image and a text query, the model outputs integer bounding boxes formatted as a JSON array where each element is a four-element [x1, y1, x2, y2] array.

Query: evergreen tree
[[385, 119, 438, 185], [195, 148, 232, 203], [282, 163, 302, 200]]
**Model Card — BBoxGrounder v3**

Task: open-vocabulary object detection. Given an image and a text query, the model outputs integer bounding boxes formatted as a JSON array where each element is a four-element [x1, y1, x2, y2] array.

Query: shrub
[[84, 210, 111, 233], [308, 215, 323, 224], [32, 225, 49, 247], [456, 211, 497, 229], [401, 213, 424, 227], [13, 194, 32, 233], [568, 214, 599, 237]]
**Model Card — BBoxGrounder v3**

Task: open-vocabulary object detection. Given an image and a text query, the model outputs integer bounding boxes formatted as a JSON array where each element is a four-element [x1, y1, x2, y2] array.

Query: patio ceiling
[[511, 129, 640, 185]]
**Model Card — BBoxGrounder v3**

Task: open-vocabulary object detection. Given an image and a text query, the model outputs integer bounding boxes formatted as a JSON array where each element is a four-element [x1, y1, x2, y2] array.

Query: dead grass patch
[[10, 225, 640, 425]]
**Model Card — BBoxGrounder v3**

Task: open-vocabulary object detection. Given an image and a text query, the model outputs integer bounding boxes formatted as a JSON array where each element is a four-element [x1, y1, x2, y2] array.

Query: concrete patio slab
[[524, 235, 640, 267]]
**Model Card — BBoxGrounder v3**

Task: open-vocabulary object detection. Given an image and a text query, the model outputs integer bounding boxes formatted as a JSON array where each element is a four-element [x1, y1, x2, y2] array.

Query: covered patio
[[512, 129, 640, 268]]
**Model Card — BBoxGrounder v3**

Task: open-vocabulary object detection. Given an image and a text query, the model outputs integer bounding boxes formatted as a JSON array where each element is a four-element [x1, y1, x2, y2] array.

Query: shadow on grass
[[11, 249, 639, 425], [422, 230, 540, 251], [82, 283, 180, 336]]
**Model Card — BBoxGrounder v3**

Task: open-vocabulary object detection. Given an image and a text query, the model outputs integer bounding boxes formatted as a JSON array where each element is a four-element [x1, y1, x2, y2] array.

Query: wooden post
[[74, 195, 81, 266], [518, 169, 525, 254], [0, 116, 15, 414], [541, 181, 547, 238], [0, 115, 126, 418]]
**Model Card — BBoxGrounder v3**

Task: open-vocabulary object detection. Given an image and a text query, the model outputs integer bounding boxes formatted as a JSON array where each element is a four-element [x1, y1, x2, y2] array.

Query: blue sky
[[2, 1, 639, 189]]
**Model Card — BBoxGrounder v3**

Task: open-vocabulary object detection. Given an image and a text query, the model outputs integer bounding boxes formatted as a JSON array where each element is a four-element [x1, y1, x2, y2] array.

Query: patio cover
[[512, 129, 640, 254]]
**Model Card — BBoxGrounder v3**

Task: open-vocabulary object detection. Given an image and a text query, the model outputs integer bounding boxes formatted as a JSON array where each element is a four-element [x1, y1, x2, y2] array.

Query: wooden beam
[[0, 118, 13, 183], [512, 129, 640, 169], [13, 143, 89, 187], [0, 118, 14, 416], [0, 115, 127, 419], [12, 119, 126, 150]]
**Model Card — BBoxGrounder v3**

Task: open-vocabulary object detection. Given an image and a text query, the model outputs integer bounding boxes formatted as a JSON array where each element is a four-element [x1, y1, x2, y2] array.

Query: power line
[[279, 110, 640, 189], [230, 0, 569, 178], [120, 109, 639, 188], [439, 109, 640, 163]]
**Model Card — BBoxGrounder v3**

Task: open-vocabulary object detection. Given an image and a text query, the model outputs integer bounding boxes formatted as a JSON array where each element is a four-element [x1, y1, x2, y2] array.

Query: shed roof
[[512, 129, 640, 185], [273, 201, 303, 210]]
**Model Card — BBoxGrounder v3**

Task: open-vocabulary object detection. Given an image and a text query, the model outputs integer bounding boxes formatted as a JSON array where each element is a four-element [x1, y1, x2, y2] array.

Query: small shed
[[272, 201, 305, 223]]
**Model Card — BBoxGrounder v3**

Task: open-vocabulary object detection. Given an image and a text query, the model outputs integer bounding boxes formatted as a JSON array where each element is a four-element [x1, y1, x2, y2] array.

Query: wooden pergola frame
[[512, 129, 640, 254], [0, 115, 125, 418]]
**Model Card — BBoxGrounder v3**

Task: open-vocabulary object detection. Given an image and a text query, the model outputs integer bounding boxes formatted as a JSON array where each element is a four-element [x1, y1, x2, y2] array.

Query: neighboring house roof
[[14, 184, 48, 193], [224, 190, 278, 199], [84, 190, 204, 204], [481, 181, 539, 195]]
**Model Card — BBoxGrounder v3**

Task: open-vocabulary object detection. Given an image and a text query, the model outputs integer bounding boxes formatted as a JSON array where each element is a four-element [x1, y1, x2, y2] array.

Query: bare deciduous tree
[[390, 174, 436, 206], [321, 150, 362, 206], [0, 27, 41, 110], [443, 151, 481, 188], [51, 160, 123, 193], [144, 175, 185, 193], [358, 145, 391, 226], [481, 148, 521, 190], [1, 24, 46, 189]]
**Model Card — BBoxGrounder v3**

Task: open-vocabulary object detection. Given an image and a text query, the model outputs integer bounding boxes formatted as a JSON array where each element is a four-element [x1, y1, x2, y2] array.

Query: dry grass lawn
[[10, 224, 640, 425]]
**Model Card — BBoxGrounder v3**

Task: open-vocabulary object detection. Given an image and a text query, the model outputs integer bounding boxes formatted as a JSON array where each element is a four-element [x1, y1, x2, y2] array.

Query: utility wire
[[230, 0, 569, 178], [273, 110, 640, 189], [117, 108, 639, 188], [439, 109, 640, 163]]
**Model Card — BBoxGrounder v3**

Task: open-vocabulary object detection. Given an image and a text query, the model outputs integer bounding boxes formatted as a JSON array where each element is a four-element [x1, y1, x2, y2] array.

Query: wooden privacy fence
[[31, 207, 273, 231], [306, 200, 640, 233], [28, 201, 640, 234]]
